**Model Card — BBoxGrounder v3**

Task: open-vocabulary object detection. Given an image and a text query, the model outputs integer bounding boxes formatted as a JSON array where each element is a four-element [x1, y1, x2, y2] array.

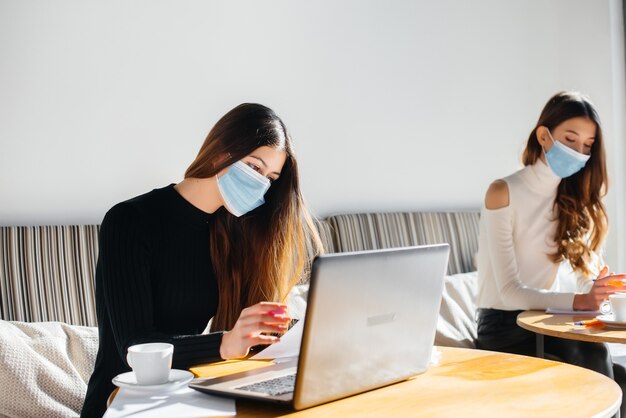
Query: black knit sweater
[[81, 185, 224, 417]]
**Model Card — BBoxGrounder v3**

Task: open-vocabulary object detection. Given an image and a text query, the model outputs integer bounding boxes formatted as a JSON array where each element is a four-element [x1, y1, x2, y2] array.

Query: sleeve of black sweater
[[99, 203, 224, 369]]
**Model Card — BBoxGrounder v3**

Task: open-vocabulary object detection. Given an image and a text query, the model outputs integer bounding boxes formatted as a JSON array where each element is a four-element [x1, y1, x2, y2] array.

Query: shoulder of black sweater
[[99, 185, 178, 252], [101, 185, 175, 224]]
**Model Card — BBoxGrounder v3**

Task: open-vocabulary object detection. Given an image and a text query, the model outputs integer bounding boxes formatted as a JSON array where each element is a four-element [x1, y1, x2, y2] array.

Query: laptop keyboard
[[235, 373, 296, 396]]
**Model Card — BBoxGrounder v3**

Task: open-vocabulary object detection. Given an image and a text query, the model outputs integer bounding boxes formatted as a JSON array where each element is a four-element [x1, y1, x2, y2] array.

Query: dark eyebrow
[[565, 129, 595, 141], [249, 155, 281, 176]]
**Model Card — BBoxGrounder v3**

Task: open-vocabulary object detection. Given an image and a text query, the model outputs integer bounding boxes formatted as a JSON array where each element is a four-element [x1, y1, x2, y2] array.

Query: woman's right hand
[[219, 302, 291, 360], [573, 266, 626, 311]]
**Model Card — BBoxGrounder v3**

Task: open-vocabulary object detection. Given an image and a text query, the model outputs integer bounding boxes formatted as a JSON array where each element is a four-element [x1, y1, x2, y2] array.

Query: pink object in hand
[[268, 309, 286, 316]]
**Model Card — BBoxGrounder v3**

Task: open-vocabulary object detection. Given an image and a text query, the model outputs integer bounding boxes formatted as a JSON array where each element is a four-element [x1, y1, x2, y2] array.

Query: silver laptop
[[189, 244, 449, 410]]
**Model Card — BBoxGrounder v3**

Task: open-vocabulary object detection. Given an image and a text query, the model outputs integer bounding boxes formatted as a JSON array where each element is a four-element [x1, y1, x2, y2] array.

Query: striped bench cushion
[[0, 226, 99, 326], [313, 218, 336, 254], [326, 212, 480, 275], [0, 220, 336, 325], [0, 214, 477, 324]]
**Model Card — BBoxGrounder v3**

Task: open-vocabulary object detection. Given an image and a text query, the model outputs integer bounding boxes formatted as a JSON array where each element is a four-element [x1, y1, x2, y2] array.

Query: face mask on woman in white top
[[544, 129, 590, 178]]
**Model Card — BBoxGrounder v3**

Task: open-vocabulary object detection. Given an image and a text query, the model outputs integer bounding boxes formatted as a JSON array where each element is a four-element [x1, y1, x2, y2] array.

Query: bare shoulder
[[484, 180, 510, 209]]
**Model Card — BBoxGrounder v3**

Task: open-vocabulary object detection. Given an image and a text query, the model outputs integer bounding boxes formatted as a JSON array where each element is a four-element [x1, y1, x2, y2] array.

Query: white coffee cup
[[126, 343, 173, 385], [601, 293, 626, 322]]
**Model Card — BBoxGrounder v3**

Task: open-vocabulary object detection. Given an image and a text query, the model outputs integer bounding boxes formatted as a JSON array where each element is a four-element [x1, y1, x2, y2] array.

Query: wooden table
[[109, 346, 622, 417], [517, 310, 626, 357]]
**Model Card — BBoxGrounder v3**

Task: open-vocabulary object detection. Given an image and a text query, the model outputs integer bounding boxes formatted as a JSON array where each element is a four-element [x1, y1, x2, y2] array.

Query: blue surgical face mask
[[544, 129, 590, 178], [216, 161, 271, 217]]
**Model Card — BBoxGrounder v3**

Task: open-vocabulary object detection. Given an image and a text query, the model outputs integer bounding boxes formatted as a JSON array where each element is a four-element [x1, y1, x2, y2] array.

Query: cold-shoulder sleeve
[[483, 206, 574, 310]]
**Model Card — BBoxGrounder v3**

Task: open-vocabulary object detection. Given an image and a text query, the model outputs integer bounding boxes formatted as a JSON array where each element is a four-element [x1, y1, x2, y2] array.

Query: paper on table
[[429, 347, 442, 367], [250, 318, 304, 360], [190, 358, 273, 378], [546, 308, 601, 316], [103, 386, 235, 418]]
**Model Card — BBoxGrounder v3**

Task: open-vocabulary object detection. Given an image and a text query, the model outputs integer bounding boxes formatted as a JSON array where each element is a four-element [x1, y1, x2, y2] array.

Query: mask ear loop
[[540, 128, 556, 155], [546, 129, 557, 145]]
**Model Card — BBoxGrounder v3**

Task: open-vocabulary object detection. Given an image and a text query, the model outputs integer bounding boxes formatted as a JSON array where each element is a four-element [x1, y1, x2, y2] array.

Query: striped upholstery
[[313, 218, 336, 254], [0, 221, 335, 325], [0, 212, 477, 324], [0, 226, 99, 326], [327, 212, 480, 275]]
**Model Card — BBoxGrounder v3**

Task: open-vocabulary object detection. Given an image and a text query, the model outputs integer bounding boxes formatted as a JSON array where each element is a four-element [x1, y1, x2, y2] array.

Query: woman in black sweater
[[81, 103, 322, 417]]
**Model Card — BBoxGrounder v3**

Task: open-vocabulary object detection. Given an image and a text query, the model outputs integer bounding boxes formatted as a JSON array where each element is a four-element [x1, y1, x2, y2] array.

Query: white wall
[[1, 0, 624, 269]]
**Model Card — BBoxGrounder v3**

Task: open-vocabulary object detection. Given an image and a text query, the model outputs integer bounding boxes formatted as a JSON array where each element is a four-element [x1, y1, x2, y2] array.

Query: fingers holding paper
[[219, 302, 291, 360], [575, 266, 626, 310]]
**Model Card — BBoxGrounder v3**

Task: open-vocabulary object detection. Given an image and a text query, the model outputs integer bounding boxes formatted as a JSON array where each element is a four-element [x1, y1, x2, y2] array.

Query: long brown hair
[[522, 91, 608, 275], [185, 103, 323, 331]]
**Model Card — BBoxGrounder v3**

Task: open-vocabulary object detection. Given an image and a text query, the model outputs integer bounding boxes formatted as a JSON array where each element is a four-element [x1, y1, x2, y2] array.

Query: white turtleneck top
[[476, 159, 597, 311]]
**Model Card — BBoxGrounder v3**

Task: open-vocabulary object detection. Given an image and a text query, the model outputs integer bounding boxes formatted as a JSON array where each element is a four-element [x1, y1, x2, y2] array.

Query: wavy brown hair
[[185, 103, 323, 331], [522, 92, 608, 276]]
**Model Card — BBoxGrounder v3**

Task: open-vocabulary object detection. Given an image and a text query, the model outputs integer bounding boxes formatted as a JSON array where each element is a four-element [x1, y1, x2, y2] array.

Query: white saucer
[[112, 369, 194, 392], [596, 314, 626, 328]]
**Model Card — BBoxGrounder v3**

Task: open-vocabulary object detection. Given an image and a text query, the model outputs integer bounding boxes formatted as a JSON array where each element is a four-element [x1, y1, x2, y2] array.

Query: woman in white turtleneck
[[476, 92, 626, 411]]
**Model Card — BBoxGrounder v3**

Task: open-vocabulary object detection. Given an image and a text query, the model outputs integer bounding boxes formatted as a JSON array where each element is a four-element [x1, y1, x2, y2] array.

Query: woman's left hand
[[574, 266, 626, 310]]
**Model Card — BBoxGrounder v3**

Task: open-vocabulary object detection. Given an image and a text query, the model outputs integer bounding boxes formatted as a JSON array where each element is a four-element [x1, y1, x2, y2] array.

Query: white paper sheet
[[103, 386, 235, 418], [545, 308, 601, 316], [250, 318, 303, 360]]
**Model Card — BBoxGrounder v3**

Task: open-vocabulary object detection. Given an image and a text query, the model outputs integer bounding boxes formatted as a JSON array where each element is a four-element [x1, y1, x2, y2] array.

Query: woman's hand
[[573, 266, 626, 311], [219, 302, 291, 360]]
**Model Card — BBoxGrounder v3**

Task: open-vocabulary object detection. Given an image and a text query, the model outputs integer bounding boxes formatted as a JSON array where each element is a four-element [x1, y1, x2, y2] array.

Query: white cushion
[[436, 272, 478, 348], [0, 320, 98, 418]]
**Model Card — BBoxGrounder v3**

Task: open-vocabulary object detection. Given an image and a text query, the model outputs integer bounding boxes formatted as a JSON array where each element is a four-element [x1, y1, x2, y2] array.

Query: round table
[[517, 310, 626, 358], [107, 346, 622, 418]]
